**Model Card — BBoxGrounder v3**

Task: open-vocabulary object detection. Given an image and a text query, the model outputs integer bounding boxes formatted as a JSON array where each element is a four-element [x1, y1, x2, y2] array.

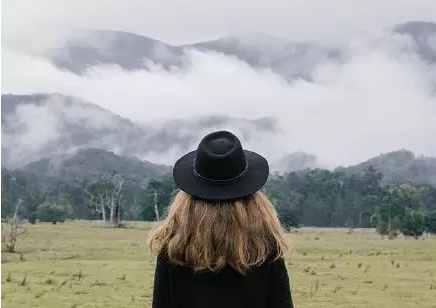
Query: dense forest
[[2, 149, 436, 238]]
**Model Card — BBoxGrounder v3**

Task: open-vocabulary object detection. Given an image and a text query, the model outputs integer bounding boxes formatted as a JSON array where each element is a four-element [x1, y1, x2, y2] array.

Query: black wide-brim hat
[[173, 130, 269, 200]]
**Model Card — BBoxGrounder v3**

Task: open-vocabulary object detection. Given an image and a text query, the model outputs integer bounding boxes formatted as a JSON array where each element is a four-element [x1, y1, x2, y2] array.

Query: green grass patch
[[2, 221, 435, 307]]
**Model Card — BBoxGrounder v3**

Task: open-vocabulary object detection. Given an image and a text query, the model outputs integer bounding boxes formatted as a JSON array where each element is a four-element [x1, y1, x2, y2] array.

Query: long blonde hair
[[148, 190, 288, 274]]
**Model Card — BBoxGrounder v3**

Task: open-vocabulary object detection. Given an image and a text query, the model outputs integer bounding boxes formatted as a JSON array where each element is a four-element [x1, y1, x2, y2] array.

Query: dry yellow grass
[[1, 221, 436, 308]]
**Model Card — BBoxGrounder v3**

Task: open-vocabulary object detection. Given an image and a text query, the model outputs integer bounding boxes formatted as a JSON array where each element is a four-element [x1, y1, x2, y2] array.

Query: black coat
[[152, 254, 294, 308]]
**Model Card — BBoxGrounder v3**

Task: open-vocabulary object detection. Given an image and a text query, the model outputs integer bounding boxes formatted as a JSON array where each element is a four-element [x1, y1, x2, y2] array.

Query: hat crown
[[173, 130, 269, 200], [194, 131, 247, 182]]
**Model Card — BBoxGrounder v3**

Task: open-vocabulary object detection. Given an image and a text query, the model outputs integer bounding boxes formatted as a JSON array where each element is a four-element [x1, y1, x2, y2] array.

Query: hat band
[[192, 158, 248, 183]]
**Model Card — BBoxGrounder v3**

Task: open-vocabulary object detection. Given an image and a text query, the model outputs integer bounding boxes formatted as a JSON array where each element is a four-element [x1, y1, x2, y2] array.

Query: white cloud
[[1, 0, 436, 168], [2, 28, 436, 168]]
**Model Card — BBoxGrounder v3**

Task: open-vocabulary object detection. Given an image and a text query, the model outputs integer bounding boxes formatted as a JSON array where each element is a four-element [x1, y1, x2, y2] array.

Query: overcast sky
[[1, 0, 436, 167], [2, 0, 436, 45]]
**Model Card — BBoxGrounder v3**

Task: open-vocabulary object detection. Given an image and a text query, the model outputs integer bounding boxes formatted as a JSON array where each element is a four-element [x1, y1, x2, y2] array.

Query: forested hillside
[[1, 149, 171, 222]]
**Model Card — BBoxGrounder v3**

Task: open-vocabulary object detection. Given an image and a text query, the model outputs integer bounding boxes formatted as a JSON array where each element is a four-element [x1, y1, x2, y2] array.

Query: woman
[[149, 130, 294, 308]]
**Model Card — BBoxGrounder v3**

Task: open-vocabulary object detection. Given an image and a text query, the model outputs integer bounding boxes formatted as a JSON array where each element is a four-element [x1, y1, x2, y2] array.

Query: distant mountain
[[393, 21, 436, 63], [44, 21, 436, 80], [48, 29, 338, 80], [1, 93, 279, 168], [337, 150, 436, 186], [1, 93, 146, 168], [4, 95, 436, 183], [22, 148, 171, 186], [49, 30, 342, 81], [49, 29, 187, 74], [16, 147, 436, 189]]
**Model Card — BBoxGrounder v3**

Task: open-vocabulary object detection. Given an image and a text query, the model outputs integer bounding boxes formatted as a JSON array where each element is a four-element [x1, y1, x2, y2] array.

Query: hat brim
[[173, 150, 269, 200]]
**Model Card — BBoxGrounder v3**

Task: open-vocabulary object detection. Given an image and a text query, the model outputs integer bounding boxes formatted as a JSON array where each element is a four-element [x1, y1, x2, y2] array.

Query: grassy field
[[1, 221, 436, 308]]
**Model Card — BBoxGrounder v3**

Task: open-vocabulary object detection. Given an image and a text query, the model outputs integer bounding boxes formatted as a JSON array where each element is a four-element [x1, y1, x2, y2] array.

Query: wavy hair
[[148, 190, 288, 274]]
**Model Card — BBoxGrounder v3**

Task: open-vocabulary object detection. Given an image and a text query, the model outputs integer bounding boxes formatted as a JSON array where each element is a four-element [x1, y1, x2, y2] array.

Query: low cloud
[[2, 29, 436, 168]]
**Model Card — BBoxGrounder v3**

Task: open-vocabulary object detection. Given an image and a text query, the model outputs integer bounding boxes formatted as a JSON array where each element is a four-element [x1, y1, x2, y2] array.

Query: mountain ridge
[[337, 149, 436, 186], [1, 93, 280, 168], [9, 147, 436, 188], [42, 21, 436, 78], [49, 29, 187, 74], [21, 148, 172, 186]]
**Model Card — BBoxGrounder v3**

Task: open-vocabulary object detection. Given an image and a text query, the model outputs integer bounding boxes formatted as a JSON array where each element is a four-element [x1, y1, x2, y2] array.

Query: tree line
[[2, 165, 435, 237], [264, 166, 436, 238]]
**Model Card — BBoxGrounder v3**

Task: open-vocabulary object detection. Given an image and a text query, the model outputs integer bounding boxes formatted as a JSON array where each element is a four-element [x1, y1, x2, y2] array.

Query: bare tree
[[109, 175, 123, 225], [3, 199, 27, 253], [85, 187, 107, 222], [147, 179, 169, 221], [153, 189, 160, 221], [85, 174, 124, 228]]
